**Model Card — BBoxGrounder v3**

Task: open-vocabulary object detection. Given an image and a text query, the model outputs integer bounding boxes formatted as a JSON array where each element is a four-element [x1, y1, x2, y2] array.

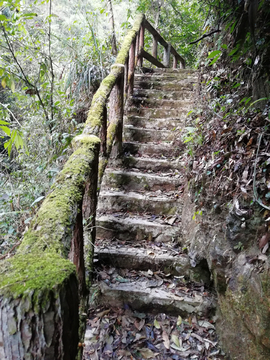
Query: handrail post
[[173, 55, 177, 69], [152, 35, 158, 59], [70, 199, 86, 295], [138, 24, 145, 67], [128, 39, 136, 97], [163, 43, 171, 67], [124, 55, 129, 99], [109, 65, 124, 158], [100, 106, 107, 157]]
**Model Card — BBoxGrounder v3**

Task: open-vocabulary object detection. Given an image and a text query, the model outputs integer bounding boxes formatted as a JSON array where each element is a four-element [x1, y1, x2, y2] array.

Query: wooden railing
[[0, 14, 185, 360]]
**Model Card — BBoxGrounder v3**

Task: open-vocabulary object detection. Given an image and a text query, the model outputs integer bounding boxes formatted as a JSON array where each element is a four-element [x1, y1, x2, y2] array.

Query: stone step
[[134, 78, 196, 92], [127, 106, 190, 118], [129, 97, 193, 109], [120, 155, 182, 172], [135, 70, 197, 81], [124, 115, 185, 130], [97, 190, 182, 216], [133, 88, 194, 101], [124, 125, 179, 143], [94, 278, 215, 317], [123, 141, 184, 158], [96, 214, 181, 243], [94, 243, 212, 285], [102, 169, 183, 192], [140, 68, 196, 74]]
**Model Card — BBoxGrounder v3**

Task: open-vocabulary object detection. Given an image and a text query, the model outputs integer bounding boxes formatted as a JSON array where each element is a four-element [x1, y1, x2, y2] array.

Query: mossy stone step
[[133, 88, 194, 100], [124, 125, 178, 142], [94, 280, 215, 317], [124, 115, 185, 130], [102, 169, 183, 192], [96, 214, 182, 243], [134, 80, 195, 92], [127, 106, 191, 118], [123, 141, 184, 158], [118, 156, 182, 172], [97, 190, 182, 216], [94, 245, 212, 284], [129, 97, 193, 109]]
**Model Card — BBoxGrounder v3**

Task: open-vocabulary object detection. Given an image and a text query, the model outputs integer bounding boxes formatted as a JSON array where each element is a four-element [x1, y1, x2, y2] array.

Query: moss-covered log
[[0, 253, 78, 360], [83, 14, 144, 137], [0, 135, 100, 359]]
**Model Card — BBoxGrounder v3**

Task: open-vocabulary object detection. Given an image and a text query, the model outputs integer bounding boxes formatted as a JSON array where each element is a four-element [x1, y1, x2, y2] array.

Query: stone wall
[[181, 185, 270, 359]]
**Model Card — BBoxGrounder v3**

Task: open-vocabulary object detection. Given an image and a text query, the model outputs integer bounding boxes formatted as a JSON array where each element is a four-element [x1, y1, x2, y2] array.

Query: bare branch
[[189, 29, 221, 45]]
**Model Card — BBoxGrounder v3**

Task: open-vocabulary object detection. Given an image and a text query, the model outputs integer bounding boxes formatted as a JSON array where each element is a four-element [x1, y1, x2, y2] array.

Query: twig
[[253, 133, 270, 211], [0, 240, 21, 260], [189, 29, 221, 45], [0, 102, 21, 127]]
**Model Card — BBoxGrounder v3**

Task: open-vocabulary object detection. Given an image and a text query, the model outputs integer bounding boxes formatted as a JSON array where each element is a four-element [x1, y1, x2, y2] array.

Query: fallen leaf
[[162, 330, 170, 349], [198, 320, 215, 330], [171, 334, 180, 347], [139, 348, 158, 358], [154, 318, 161, 329], [259, 233, 270, 249], [135, 318, 145, 331], [96, 309, 110, 318], [177, 316, 182, 326]]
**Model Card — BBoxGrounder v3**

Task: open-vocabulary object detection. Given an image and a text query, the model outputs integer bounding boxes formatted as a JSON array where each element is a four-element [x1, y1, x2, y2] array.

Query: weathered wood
[[124, 55, 129, 98], [140, 49, 166, 68], [143, 18, 185, 69], [109, 66, 124, 158], [138, 24, 145, 67], [81, 140, 100, 283], [144, 19, 167, 48], [0, 254, 79, 360], [173, 55, 177, 69], [100, 106, 107, 157], [152, 35, 158, 59], [163, 43, 171, 67], [128, 40, 136, 97], [70, 200, 86, 295], [170, 46, 185, 68]]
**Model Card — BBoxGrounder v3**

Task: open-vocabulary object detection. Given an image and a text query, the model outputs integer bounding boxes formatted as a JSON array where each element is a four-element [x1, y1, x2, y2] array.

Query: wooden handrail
[[140, 18, 186, 69], [0, 13, 186, 359]]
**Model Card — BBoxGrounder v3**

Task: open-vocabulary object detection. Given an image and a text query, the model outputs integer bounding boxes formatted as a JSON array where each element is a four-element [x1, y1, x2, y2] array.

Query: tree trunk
[[107, 0, 118, 56]]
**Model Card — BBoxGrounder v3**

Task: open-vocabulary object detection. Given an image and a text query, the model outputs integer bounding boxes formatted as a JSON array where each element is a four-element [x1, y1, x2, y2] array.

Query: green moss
[[98, 157, 108, 183], [116, 14, 144, 64], [18, 140, 99, 257], [84, 14, 144, 134], [0, 252, 76, 299]]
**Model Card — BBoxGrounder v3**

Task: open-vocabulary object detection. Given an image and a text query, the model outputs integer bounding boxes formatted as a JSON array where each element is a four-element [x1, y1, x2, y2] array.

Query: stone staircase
[[83, 69, 222, 358]]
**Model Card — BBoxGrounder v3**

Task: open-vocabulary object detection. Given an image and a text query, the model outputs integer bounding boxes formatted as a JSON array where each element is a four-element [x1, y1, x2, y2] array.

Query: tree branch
[[0, 102, 21, 127], [189, 29, 221, 45], [1, 25, 52, 131]]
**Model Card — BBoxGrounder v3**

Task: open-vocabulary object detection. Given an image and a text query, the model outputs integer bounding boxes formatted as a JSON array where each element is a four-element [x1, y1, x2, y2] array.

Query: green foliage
[[136, 0, 208, 67]]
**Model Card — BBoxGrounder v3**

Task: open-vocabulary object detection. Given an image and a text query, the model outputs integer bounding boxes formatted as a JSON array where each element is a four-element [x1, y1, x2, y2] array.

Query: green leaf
[[221, 44, 228, 49], [207, 50, 222, 59], [209, 55, 220, 65], [0, 126, 11, 136], [177, 316, 182, 326], [154, 318, 161, 329], [0, 15, 8, 21], [10, 80, 15, 93], [0, 120, 10, 125], [1, 78, 7, 89]]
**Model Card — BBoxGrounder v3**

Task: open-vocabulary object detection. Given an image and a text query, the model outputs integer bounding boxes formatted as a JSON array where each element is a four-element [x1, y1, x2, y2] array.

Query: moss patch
[[18, 138, 100, 257], [0, 252, 76, 299]]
